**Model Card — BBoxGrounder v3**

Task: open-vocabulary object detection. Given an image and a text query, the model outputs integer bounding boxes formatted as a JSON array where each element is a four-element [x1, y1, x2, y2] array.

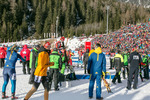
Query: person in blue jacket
[[2, 44, 25, 100], [87, 43, 106, 100]]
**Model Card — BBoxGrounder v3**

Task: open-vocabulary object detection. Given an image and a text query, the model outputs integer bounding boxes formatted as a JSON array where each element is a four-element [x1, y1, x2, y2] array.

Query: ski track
[[0, 59, 150, 100]]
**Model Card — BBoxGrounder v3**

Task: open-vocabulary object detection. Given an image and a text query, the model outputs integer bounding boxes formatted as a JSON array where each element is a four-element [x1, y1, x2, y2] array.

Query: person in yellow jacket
[[112, 50, 124, 84], [89, 46, 95, 57], [24, 45, 54, 100]]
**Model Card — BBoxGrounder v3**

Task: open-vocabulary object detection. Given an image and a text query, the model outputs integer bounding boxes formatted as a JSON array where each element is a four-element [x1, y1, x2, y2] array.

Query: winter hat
[[60, 36, 65, 42], [34, 45, 40, 49], [53, 48, 58, 51], [10, 44, 19, 51], [44, 42, 51, 48]]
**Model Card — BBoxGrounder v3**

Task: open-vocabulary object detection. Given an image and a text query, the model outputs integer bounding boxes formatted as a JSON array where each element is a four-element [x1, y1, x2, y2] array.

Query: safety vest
[[50, 51, 61, 69]]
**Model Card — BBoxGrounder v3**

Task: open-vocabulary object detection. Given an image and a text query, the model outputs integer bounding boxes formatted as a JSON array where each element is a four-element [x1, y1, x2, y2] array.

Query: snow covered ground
[[0, 58, 150, 100]]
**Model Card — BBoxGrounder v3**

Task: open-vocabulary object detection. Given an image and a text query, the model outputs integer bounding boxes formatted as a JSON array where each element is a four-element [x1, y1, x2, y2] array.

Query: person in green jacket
[[142, 53, 149, 79], [122, 51, 129, 79], [60, 53, 66, 74], [48, 48, 62, 91], [28, 45, 40, 84]]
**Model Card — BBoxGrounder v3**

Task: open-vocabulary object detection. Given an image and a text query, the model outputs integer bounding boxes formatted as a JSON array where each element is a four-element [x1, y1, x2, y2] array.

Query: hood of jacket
[[39, 46, 46, 53], [52, 51, 58, 54], [23, 45, 28, 49], [132, 51, 139, 55], [94, 47, 102, 61], [0, 47, 4, 50]]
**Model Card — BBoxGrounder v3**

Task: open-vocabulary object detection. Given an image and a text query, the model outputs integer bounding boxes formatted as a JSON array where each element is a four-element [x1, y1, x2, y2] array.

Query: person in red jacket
[[20, 45, 31, 74], [0, 47, 6, 68]]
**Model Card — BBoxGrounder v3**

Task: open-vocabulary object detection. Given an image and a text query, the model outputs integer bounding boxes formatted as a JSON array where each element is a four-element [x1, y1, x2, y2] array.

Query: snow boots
[[11, 93, 18, 100], [2, 92, 9, 99], [96, 97, 104, 100]]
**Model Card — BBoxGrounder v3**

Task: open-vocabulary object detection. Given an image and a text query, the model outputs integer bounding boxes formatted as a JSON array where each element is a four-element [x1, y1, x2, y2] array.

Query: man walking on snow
[[28, 45, 40, 84], [24, 42, 54, 100], [127, 46, 142, 90], [87, 43, 106, 100]]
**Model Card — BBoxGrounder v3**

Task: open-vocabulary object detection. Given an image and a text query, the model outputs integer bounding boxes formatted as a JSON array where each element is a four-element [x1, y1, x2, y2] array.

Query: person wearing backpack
[[83, 49, 89, 74], [28, 45, 40, 84]]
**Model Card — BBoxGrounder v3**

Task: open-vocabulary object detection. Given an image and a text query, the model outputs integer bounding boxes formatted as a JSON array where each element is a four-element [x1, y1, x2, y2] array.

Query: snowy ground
[[0, 59, 150, 100]]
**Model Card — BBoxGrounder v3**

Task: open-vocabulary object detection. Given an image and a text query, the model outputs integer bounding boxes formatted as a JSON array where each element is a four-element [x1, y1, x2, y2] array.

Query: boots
[[96, 97, 104, 100], [118, 75, 122, 83], [11, 93, 18, 100], [112, 77, 116, 84], [2, 92, 9, 99]]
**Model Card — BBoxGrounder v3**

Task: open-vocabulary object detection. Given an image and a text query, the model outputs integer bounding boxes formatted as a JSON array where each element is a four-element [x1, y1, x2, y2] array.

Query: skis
[[102, 77, 113, 93]]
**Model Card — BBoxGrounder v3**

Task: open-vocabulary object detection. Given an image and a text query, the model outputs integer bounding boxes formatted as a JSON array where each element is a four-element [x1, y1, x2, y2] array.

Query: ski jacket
[[113, 54, 123, 71], [123, 53, 129, 66], [61, 55, 66, 74], [50, 51, 62, 69], [29, 48, 38, 69], [88, 49, 95, 57], [128, 51, 142, 69], [4, 50, 25, 69], [114, 54, 124, 63], [0, 47, 6, 58], [142, 55, 148, 64], [34, 46, 51, 76], [87, 47, 106, 75], [61, 56, 65, 68], [20, 45, 30, 61]]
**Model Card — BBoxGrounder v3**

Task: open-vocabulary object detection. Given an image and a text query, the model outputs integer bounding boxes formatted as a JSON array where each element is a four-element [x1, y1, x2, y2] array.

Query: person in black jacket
[[112, 50, 124, 84], [28, 45, 40, 84], [83, 49, 89, 74], [127, 47, 142, 90]]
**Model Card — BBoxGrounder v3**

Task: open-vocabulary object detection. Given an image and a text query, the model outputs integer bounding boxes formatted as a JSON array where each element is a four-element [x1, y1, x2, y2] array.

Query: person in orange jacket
[[24, 42, 54, 100]]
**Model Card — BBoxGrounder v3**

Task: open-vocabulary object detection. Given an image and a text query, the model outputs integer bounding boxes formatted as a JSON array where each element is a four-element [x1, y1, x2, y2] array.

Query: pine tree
[[20, 14, 28, 39], [35, 4, 43, 37]]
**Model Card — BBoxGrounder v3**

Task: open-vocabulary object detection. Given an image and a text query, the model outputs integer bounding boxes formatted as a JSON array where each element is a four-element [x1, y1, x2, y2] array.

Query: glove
[[88, 70, 90, 74], [20, 61, 22, 64], [102, 72, 106, 78]]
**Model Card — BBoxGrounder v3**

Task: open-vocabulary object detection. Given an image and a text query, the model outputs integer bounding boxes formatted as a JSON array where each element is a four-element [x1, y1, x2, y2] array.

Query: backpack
[[66, 72, 77, 81]]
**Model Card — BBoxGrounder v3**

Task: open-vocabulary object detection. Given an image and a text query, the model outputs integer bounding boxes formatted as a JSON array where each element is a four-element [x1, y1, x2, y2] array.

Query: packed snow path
[[0, 61, 150, 100]]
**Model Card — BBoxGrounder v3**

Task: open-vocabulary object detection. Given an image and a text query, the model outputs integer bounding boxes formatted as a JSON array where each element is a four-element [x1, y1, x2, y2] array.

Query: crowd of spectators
[[91, 22, 150, 54]]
